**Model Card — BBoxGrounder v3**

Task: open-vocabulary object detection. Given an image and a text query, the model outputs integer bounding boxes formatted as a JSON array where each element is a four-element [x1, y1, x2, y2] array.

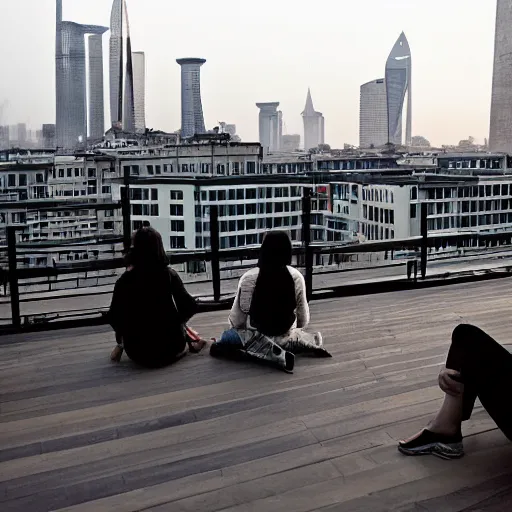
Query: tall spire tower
[[302, 89, 325, 151], [385, 32, 412, 146], [110, 0, 135, 132]]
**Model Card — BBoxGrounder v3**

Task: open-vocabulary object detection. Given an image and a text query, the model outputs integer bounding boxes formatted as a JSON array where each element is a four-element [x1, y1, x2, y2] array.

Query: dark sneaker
[[398, 429, 464, 460]]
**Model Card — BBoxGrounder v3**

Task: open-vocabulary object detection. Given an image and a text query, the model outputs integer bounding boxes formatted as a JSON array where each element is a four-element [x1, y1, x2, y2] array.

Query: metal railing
[[3, 190, 512, 331]]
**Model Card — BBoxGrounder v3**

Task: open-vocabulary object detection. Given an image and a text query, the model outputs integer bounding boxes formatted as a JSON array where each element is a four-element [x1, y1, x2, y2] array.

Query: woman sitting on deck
[[210, 230, 331, 372], [108, 226, 206, 368], [398, 324, 512, 459]]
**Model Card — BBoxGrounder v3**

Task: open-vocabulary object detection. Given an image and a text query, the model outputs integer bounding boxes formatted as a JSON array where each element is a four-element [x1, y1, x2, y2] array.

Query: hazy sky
[[0, 0, 497, 147]]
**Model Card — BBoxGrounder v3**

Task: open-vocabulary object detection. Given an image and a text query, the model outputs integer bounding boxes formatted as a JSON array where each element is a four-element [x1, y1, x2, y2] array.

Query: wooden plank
[[0, 280, 511, 511]]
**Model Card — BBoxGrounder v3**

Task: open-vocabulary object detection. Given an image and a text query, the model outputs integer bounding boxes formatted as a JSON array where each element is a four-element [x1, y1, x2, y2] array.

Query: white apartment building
[[0, 152, 120, 266], [327, 154, 512, 247], [106, 141, 314, 252]]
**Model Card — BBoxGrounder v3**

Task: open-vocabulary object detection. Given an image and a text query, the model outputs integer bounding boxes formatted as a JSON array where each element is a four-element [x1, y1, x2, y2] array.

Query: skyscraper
[[88, 33, 108, 139], [360, 78, 388, 148], [56, 0, 108, 149], [17, 123, 27, 146], [0, 126, 9, 150], [385, 32, 412, 146], [177, 58, 207, 138], [256, 102, 281, 153], [490, 0, 512, 153], [282, 134, 301, 152], [132, 51, 146, 134], [110, 0, 135, 132], [302, 89, 325, 151], [42, 124, 56, 148]]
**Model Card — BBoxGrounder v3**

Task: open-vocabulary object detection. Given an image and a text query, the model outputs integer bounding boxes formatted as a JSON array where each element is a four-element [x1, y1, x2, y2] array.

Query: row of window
[[362, 187, 395, 204], [130, 188, 159, 201], [130, 188, 185, 202], [199, 186, 302, 202], [5, 173, 45, 187], [327, 219, 349, 231], [361, 223, 395, 241], [426, 199, 512, 216], [362, 206, 395, 224], [262, 163, 313, 174], [441, 158, 502, 170], [197, 201, 302, 218], [54, 167, 97, 179], [427, 213, 512, 231], [126, 161, 258, 177], [196, 215, 302, 234], [131, 204, 159, 216], [426, 184, 512, 200]]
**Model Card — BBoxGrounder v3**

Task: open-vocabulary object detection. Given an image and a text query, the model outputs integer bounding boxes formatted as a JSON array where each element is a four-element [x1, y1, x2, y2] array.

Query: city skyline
[[1, 0, 497, 147]]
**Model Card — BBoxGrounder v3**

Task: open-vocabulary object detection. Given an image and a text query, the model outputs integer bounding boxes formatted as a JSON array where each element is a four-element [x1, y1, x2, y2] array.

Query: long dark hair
[[250, 231, 297, 336], [130, 226, 169, 272]]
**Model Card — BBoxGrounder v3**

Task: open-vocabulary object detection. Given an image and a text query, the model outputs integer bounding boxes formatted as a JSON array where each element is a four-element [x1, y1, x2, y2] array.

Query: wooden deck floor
[[2, 279, 512, 511]]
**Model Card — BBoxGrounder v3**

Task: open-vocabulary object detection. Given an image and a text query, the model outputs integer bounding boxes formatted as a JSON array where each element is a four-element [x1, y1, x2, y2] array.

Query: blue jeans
[[218, 328, 244, 348]]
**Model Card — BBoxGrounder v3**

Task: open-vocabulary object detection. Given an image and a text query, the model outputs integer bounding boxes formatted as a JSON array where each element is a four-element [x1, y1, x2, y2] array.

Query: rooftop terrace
[[2, 279, 512, 511]]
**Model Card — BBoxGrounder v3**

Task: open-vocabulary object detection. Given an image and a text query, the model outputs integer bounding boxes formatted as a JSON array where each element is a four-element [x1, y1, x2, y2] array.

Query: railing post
[[121, 165, 131, 253], [420, 202, 428, 280], [302, 188, 313, 301], [210, 205, 221, 302], [7, 226, 20, 328]]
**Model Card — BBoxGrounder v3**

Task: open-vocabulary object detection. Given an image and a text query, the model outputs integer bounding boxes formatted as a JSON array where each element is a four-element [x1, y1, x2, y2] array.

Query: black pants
[[448, 324, 512, 440]]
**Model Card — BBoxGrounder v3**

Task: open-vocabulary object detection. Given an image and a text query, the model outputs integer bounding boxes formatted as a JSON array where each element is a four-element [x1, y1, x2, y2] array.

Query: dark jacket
[[108, 267, 197, 367]]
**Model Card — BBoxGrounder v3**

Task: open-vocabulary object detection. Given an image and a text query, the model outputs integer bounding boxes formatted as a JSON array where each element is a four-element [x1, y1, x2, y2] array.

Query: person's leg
[[110, 332, 124, 362], [445, 324, 512, 439], [183, 325, 208, 353], [279, 329, 332, 357], [209, 328, 246, 358], [399, 324, 512, 459]]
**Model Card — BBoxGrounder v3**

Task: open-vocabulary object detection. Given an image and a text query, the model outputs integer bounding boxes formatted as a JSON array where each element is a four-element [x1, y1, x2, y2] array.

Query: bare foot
[[110, 345, 124, 362], [188, 338, 208, 354]]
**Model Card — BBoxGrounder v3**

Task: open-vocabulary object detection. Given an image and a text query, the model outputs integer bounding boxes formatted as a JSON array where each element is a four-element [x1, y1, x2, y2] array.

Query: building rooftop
[[1, 279, 512, 510]]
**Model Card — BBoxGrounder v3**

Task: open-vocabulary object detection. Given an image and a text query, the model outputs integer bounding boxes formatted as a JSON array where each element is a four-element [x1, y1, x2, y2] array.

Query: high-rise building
[[110, 0, 135, 133], [42, 124, 56, 148], [489, 0, 512, 153], [302, 89, 325, 151], [17, 123, 27, 145], [56, 0, 108, 149], [176, 58, 207, 138], [256, 102, 281, 153], [385, 32, 412, 146], [132, 51, 146, 134], [88, 33, 107, 140], [0, 127, 9, 150], [278, 111, 283, 150], [359, 79, 388, 148], [282, 134, 301, 152]]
